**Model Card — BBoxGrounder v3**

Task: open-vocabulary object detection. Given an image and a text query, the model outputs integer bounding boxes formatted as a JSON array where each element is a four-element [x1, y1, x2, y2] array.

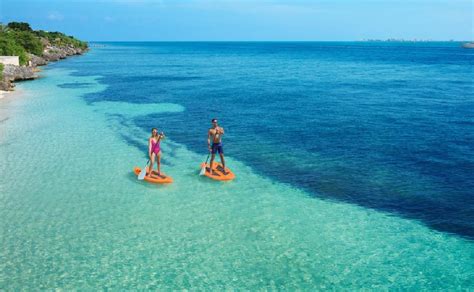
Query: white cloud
[[47, 11, 64, 21]]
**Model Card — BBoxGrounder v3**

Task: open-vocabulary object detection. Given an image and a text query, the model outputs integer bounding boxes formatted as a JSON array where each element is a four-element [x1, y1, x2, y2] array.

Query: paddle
[[138, 134, 162, 180], [199, 152, 210, 176]]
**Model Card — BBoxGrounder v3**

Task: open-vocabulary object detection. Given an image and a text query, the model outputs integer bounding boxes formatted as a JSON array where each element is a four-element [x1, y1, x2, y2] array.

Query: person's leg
[[217, 145, 226, 174], [208, 144, 217, 174], [147, 153, 155, 178], [219, 153, 226, 174], [209, 153, 216, 174], [157, 151, 161, 176]]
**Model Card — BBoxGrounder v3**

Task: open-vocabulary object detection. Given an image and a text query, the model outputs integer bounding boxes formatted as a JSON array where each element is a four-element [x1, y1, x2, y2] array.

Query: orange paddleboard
[[134, 167, 173, 184], [200, 162, 235, 181]]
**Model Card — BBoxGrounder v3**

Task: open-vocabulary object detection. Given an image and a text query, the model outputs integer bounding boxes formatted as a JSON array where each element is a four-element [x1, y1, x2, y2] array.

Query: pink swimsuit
[[151, 139, 160, 154]]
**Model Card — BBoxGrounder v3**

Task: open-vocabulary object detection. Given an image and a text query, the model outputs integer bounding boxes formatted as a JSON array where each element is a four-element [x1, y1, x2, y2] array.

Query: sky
[[0, 0, 472, 41]]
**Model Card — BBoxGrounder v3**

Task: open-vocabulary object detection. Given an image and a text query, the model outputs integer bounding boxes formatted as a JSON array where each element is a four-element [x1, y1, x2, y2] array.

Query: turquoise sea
[[1, 42, 473, 289]]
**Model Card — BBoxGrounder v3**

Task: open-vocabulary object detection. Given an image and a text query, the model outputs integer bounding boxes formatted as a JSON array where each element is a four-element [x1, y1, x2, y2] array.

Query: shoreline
[[0, 87, 24, 99], [0, 22, 88, 91], [1, 48, 88, 91]]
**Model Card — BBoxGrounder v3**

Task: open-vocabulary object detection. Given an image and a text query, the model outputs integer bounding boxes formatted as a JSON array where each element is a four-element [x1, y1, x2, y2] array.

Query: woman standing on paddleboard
[[148, 128, 165, 178]]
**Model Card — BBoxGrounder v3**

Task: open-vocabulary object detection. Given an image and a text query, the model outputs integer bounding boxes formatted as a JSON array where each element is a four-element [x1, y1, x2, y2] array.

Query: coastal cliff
[[0, 22, 88, 91]]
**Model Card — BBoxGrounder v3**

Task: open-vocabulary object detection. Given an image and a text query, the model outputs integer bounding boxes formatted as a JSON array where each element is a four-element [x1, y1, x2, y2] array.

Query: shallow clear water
[[1, 42, 473, 289]]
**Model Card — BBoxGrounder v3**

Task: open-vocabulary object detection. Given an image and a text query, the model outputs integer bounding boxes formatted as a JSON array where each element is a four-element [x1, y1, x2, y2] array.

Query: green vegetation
[[0, 22, 87, 66], [35, 30, 88, 50], [0, 32, 29, 65], [11, 30, 43, 56], [6, 22, 33, 32], [0, 63, 4, 79]]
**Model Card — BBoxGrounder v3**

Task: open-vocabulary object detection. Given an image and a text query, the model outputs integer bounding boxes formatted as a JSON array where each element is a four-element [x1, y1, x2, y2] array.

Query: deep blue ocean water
[[60, 42, 474, 239]]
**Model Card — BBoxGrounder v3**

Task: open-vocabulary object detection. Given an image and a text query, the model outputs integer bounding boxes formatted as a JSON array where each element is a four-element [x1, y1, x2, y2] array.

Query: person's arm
[[219, 127, 224, 135], [148, 138, 152, 157], [159, 132, 165, 141], [207, 130, 212, 151]]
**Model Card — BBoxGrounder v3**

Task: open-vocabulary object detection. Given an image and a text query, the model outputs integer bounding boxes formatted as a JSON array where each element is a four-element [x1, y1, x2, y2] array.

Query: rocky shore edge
[[0, 45, 88, 92]]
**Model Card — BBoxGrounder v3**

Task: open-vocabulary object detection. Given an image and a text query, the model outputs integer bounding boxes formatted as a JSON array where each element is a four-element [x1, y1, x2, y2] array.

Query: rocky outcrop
[[42, 50, 62, 62], [28, 53, 47, 66], [0, 79, 11, 91], [1, 63, 35, 91], [3, 64, 37, 80], [1, 43, 88, 91], [42, 45, 88, 62], [1, 64, 37, 90], [0, 64, 38, 90], [3, 65, 38, 81]]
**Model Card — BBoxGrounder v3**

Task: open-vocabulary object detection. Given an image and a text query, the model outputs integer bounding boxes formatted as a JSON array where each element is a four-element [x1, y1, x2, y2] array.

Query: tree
[[12, 30, 44, 56], [7, 22, 32, 32], [0, 35, 29, 65]]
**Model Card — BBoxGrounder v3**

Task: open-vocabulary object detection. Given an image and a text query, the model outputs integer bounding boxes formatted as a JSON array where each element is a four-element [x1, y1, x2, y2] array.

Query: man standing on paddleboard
[[208, 118, 227, 175]]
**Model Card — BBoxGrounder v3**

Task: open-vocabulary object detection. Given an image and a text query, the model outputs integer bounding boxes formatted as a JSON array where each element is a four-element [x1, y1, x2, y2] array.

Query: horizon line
[[87, 40, 471, 43]]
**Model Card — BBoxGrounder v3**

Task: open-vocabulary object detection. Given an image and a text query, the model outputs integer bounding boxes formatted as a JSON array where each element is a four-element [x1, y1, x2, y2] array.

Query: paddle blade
[[199, 163, 207, 175], [138, 165, 148, 180]]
